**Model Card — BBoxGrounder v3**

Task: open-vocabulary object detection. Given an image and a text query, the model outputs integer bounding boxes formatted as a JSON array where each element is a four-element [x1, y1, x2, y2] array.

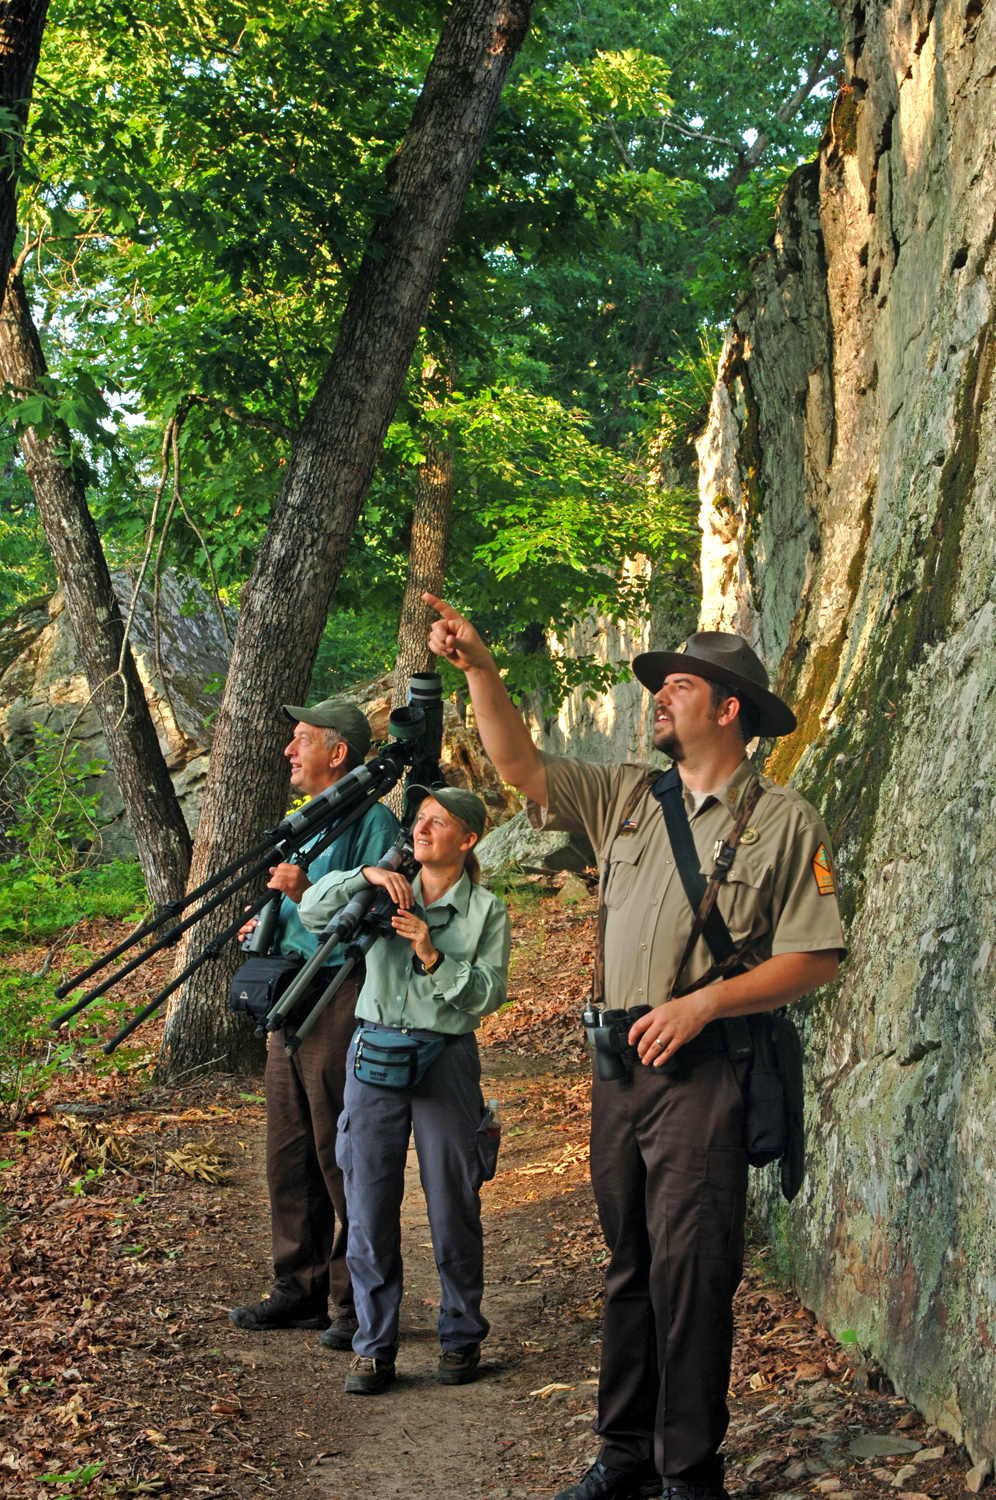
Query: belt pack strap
[[590, 771, 659, 1008], [652, 767, 765, 1002]]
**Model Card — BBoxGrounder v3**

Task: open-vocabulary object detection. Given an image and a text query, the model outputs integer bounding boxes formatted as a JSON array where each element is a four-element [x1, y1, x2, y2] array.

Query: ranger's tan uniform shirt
[[527, 754, 846, 1009]]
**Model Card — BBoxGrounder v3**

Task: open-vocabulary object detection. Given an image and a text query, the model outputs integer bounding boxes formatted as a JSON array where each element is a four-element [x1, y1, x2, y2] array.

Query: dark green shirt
[[276, 800, 400, 967]]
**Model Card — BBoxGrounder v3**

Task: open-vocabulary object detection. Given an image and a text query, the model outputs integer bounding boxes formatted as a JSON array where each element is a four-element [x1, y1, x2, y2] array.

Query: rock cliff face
[[0, 572, 233, 856], [696, 0, 996, 1464]]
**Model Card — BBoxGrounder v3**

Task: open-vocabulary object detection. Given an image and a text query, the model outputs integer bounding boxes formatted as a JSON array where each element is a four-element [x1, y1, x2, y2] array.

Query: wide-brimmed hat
[[631, 631, 797, 738], [405, 783, 487, 838], [282, 699, 372, 758]]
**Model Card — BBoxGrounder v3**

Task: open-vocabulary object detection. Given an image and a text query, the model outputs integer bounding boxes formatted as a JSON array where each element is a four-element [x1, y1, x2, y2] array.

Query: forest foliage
[[0, 0, 840, 703]]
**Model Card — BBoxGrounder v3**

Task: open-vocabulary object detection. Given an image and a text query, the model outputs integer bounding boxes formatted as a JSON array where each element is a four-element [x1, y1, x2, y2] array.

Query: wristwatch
[[412, 950, 443, 976]]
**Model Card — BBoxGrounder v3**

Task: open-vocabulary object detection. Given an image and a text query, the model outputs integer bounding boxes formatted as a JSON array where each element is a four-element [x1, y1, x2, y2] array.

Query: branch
[[720, 35, 836, 201], [666, 119, 745, 154], [604, 118, 637, 171], [777, 36, 835, 125], [11, 230, 42, 280], [170, 419, 233, 652], [187, 393, 295, 440]]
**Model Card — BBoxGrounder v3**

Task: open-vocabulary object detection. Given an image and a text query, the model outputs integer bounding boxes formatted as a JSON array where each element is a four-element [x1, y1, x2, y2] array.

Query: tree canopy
[[1, 0, 840, 707]]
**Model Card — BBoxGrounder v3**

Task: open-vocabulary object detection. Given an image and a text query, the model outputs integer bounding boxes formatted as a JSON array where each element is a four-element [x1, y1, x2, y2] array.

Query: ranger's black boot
[[230, 1287, 329, 1331]]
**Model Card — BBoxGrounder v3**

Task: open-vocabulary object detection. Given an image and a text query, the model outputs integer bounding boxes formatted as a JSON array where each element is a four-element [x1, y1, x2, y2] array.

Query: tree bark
[[0, 1, 49, 278], [392, 433, 455, 706], [0, 2, 193, 907], [385, 431, 455, 815], [158, 0, 533, 1079]]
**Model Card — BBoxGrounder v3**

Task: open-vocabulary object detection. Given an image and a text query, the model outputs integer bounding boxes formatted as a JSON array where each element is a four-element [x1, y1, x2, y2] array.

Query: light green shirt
[[298, 867, 511, 1035]]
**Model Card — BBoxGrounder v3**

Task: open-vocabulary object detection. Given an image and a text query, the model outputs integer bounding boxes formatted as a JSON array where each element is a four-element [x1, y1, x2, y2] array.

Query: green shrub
[[0, 859, 149, 1122], [8, 723, 111, 871], [0, 968, 74, 1124], [0, 859, 147, 942]]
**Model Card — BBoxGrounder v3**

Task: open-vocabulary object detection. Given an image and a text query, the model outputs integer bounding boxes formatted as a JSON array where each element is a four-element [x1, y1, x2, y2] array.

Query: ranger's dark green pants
[[589, 1044, 748, 1486]]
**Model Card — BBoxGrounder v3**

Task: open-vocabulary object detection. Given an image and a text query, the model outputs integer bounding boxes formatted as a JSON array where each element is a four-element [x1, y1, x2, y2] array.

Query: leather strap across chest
[[590, 767, 765, 1008], [652, 766, 765, 999]]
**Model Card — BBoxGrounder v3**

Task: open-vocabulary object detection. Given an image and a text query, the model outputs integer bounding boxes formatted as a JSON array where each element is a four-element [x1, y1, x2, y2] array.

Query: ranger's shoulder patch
[[812, 843, 835, 896]]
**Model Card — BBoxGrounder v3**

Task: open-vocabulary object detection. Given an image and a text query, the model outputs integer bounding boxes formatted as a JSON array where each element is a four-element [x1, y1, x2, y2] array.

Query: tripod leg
[[284, 958, 357, 1056]]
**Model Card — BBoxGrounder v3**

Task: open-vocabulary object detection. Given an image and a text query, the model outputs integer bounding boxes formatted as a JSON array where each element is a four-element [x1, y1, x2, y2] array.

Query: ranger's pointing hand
[[423, 592, 547, 805], [424, 594, 494, 674]]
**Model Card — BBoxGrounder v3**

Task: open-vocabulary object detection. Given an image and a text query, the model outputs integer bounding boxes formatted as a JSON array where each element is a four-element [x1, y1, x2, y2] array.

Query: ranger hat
[[631, 631, 797, 738], [406, 783, 487, 838], [282, 699, 372, 758]]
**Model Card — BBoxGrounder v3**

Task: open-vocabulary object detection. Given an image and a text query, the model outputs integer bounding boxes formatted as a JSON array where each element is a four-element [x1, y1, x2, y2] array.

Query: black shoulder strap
[[652, 768, 738, 966], [653, 766, 765, 1064]]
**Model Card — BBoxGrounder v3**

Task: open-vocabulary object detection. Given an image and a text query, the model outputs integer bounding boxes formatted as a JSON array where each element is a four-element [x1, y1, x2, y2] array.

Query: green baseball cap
[[282, 699, 372, 758], [406, 783, 487, 838]]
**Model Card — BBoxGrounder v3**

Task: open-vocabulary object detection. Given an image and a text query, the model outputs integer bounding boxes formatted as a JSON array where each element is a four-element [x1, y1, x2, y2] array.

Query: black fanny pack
[[353, 1026, 457, 1089], [230, 954, 332, 1028]]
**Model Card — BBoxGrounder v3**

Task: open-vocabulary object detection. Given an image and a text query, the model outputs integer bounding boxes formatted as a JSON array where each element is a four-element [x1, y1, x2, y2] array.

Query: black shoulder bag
[[229, 815, 366, 1029], [653, 768, 805, 1202]]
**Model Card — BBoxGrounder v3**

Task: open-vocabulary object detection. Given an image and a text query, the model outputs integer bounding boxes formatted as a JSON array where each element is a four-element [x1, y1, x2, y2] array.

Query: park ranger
[[425, 597, 846, 1500]]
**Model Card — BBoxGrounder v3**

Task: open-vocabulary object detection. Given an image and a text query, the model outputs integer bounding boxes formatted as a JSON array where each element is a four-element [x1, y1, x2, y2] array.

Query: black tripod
[[51, 674, 447, 1055]]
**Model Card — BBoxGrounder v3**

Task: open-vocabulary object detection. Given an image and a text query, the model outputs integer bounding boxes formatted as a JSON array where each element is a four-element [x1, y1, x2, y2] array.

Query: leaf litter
[[0, 891, 978, 1499]]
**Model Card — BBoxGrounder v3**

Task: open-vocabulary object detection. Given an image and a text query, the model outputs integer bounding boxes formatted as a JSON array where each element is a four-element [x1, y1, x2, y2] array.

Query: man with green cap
[[425, 597, 845, 1500], [230, 700, 399, 1345]]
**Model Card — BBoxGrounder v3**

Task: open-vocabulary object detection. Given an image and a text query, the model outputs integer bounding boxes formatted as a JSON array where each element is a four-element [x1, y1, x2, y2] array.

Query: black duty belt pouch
[[655, 768, 806, 1202], [353, 1026, 451, 1089], [230, 954, 304, 1025]]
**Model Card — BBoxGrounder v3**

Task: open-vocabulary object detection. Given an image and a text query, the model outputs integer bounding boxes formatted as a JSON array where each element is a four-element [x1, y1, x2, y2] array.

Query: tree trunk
[[0, 2, 193, 907], [158, 0, 533, 1079], [0, 1, 49, 277], [385, 432, 455, 813], [392, 434, 455, 704]]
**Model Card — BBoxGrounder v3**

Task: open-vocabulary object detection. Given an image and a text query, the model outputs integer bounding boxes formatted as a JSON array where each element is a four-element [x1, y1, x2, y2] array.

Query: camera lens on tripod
[[408, 672, 443, 705], [387, 705, 426, 741]]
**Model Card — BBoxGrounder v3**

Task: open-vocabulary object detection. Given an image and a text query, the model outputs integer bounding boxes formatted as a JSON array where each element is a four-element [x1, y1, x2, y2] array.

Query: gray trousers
[[336, 1028, 496, 1363]]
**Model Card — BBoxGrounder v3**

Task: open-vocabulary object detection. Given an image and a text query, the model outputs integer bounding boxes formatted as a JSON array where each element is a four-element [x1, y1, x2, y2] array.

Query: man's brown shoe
[[344, 1354, 396, 1395], [436, 1343, 481, 1385]]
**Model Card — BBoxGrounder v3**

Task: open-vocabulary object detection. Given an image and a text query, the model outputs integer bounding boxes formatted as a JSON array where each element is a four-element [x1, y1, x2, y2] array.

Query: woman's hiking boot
[[344, 1355, 396, 1395]]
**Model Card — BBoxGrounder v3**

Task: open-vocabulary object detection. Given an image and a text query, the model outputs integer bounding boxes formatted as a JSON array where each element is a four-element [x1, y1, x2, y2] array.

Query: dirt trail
[[1, 891, 980, 1499], [218, 1050, 607, 1500]]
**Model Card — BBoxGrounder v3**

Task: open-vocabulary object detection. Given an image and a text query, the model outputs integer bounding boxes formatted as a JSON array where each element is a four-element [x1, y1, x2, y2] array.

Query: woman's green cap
[[282, 699, 372, 758], [406, 783, 487, 837]]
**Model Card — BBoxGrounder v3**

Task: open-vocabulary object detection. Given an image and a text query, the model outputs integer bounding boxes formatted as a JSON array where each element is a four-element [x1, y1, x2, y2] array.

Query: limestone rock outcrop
[[0, 572, 233, 857], [696, 0, 996, 1464], [0, 589, 522, 864]]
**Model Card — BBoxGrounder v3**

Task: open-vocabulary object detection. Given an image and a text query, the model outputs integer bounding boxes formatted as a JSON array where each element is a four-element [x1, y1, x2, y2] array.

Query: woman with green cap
[[298, 784, 510, 1396]]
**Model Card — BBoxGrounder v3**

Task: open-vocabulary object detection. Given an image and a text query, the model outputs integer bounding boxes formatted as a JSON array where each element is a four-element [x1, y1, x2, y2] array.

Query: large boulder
[[0, 571, 233, 859], [476, 809, 595, 876]]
